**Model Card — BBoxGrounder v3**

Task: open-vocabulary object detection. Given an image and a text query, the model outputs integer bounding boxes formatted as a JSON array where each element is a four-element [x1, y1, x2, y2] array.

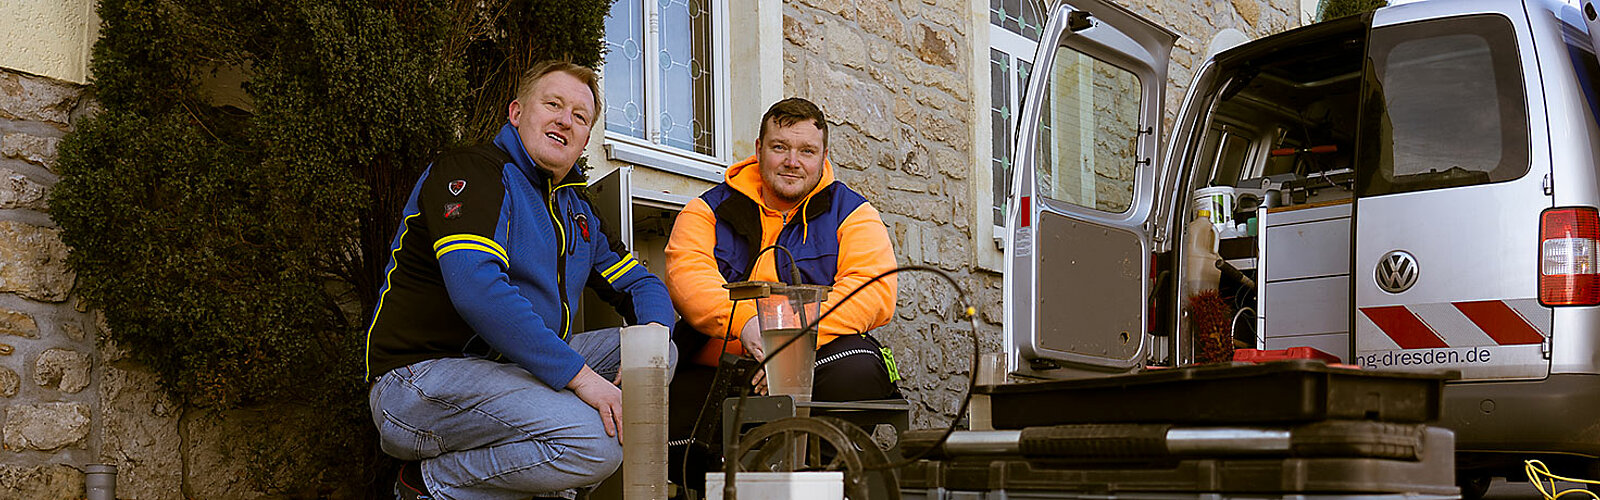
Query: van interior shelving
[[1168, 21, 1366, 363]]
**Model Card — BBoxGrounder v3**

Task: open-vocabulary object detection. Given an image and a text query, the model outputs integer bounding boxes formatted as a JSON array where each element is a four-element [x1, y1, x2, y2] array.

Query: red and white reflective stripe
[[1359, 298, 1549, 350]]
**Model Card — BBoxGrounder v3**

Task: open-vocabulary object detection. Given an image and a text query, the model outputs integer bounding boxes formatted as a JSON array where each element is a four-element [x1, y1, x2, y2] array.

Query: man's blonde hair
[[517, 60, 601, 111]]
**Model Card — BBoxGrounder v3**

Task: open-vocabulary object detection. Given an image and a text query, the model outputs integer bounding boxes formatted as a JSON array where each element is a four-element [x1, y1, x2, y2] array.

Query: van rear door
[[1004, 0, 1175, 378], [1353, 2, 1552, 380]]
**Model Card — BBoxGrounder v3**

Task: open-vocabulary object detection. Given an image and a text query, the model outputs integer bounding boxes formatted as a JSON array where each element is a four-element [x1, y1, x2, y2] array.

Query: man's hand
[[739, 317, 764, 360], [752, 369, 768, 395], [738, 318, 769, 394], [568, 365, 623, 443]]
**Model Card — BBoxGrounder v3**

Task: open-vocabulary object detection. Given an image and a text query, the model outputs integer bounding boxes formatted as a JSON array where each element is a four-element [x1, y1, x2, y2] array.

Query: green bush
[[51, 0, 609, 496]]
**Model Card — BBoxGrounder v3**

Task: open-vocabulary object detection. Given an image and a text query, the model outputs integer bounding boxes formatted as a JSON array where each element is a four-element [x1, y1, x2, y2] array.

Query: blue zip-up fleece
[[365, 123, 674, 389]]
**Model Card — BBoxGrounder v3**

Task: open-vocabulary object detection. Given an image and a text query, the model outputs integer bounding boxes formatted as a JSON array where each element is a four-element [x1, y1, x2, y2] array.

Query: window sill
[[604, 139, 725, 183]]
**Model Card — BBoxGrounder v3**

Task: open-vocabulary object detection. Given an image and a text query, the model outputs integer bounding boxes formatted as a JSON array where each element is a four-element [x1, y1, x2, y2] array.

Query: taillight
[[1540, 207, 1600, 306]]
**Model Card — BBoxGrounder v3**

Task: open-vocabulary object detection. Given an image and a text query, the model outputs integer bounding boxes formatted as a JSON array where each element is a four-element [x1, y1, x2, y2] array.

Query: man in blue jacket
[[364, 60, 676, 500]]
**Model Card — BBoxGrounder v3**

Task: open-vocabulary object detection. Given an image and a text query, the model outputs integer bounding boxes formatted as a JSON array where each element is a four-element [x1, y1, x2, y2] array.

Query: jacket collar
[[724, 154, 836, 213], [492, 122, 587, 187]]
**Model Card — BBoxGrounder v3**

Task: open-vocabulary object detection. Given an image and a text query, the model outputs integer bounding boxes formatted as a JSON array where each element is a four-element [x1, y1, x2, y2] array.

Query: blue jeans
[[369, 328, 677, 499]]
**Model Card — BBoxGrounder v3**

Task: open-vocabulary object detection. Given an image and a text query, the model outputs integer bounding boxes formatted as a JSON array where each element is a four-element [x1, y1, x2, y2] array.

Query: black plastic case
[[899, 427, 1458, 498], [979, 360, 1452, 429]]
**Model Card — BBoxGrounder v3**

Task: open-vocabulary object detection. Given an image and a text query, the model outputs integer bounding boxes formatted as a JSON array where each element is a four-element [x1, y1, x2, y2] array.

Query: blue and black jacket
[[364, 123, 674, 388]]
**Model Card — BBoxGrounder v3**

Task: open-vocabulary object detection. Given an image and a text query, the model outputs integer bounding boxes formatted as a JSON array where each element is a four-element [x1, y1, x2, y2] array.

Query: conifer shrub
[[51, 0, 609, 495]]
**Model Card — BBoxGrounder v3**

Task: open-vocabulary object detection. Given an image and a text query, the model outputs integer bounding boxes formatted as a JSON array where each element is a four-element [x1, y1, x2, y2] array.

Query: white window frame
[[602, 0, 733, 183], [990, 24, 1040, 244]]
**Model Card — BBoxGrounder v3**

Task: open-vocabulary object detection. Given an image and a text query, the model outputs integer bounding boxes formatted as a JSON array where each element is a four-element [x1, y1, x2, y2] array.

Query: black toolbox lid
[[977, 360, 1456, 428]]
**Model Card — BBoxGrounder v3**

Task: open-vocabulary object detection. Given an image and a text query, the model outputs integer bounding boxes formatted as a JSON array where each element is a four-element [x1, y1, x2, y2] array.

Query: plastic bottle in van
[[1183, 210, 1222, 295]]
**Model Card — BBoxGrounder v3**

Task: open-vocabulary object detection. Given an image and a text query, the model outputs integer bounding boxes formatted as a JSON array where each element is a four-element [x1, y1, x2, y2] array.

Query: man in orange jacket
[[665, 97, 901, 407]]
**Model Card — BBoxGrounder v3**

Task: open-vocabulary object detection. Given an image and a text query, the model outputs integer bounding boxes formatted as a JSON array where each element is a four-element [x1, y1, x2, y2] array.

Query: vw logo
[[1376, 250, 1419, 294]]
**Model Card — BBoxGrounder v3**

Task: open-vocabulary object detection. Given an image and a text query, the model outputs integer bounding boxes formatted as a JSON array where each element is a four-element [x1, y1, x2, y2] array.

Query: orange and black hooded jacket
[[665, 154, 897, 367]]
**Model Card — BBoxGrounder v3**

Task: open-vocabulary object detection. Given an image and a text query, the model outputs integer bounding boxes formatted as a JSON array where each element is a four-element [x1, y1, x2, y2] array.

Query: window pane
[[1035, 49, 1142, 213], [1002, 0, 1021, 35], [658, 0, 716, 156], [1214, 133, 1252, 187], [604, 0, 646, 140], [993, 0, 1045, 41], [1361, 15, 1527, 196], [1018, 59, 1033, 95], [1018, 0, 1044, 41], [992, 50, 1012, 227]]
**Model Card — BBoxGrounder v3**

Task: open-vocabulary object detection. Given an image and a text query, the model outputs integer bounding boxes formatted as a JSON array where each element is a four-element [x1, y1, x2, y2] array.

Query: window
[[1034, 48, 1143, 213], [604, 0, 730, 180], [989, 0, 1045, 237], [1359, 15, 1528, 196]]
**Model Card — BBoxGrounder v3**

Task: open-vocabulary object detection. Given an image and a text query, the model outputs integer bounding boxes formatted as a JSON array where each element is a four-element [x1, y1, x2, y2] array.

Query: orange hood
[[723, 154, 837, 213]]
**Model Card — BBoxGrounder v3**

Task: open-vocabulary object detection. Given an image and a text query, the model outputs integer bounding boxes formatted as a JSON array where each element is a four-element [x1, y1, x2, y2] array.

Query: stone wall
[[783, 0, 997, 429], [781, 0, 1296, 428], [0, 66, 308, 500], [0, 67, 99, 497]]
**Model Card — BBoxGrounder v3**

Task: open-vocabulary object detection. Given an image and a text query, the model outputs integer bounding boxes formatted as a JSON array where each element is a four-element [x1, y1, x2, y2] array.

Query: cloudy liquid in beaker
[[761, 328, 815, 404]]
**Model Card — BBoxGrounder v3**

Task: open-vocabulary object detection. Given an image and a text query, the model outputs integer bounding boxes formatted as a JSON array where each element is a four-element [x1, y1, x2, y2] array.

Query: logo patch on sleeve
[[448, 179, 467, 196], [574, 213, 590, 242], [443, 202, 463, 220]]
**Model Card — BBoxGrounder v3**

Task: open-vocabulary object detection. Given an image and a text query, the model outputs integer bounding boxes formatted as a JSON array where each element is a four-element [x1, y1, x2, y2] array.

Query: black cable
[[674, 299, 742, 499], [727, 264, 981, 474], [757, 244, 802, 287], [678, 243, 799, 499]]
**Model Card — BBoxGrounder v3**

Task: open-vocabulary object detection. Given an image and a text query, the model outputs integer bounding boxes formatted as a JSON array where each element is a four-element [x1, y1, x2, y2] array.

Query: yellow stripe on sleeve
[[605, 260, 640, 283], [601, 253, 635, 280], [436, 243, 510, 269], [433, 234, 508, 263]]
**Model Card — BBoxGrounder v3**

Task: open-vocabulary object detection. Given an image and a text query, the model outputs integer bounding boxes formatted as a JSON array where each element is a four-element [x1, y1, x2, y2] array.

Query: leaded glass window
[[604, 0, 646, 141], [604, 0, 722, 160], [990, 0, 1045, 231]]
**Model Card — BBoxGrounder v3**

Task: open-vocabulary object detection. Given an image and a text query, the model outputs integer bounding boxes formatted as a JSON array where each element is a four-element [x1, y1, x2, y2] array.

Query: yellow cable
[[1526, 459, 1600, 499]]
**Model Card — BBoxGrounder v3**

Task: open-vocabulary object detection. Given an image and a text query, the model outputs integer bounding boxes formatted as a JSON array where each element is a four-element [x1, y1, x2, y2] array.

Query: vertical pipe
[[85, 464, 116, 500], [968, 352, 1007, 431], [621, 324, 670, 500]]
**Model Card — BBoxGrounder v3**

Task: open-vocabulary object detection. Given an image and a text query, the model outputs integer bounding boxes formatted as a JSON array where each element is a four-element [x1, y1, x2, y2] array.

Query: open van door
[[1352, 3, 1551, 381], [1004, 0, 1176, 379]]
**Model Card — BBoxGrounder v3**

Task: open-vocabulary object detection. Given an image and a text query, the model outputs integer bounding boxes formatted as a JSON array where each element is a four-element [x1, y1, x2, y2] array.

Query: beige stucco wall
[[0, 0, 98, 84]]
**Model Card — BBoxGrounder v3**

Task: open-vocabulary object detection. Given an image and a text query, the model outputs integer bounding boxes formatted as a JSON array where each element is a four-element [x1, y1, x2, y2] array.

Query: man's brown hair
[[517, 60, 601, 111], [759, 97, 828, 148]]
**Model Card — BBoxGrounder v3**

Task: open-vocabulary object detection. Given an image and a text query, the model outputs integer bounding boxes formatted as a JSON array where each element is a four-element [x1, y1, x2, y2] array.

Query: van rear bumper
[[1442, 374, 1600, 457]]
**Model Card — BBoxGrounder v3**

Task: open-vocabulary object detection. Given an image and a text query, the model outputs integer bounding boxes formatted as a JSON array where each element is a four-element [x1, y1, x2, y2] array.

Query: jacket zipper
[[778, 210, 794, 282], [547, 178, 570, 340]]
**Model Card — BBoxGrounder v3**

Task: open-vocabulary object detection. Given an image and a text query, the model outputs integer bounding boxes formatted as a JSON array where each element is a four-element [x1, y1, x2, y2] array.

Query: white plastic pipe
[[85, 464, 116, 500], [621, 324, 670, 500]]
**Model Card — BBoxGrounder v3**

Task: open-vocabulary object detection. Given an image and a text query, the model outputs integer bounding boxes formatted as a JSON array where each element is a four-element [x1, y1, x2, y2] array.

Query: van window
[[1562, 25, 1600, 134], [1034, 48, 1143, 213], [1359, 15, 1528, 196]]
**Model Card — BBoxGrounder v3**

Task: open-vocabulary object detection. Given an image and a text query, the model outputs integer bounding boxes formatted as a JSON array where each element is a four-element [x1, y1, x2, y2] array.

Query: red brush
[[1187, 290, 1235, 364]]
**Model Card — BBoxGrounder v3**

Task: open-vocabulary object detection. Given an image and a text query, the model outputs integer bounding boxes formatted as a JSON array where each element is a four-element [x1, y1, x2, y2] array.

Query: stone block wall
[[0, 67, 100, 497], [781, 0, 1297, 428], [0, 67, 195, 500]]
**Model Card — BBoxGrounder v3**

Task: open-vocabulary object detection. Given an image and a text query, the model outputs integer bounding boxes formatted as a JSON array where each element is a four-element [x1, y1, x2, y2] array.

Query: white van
[[1004, 0, 1600, 494]]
